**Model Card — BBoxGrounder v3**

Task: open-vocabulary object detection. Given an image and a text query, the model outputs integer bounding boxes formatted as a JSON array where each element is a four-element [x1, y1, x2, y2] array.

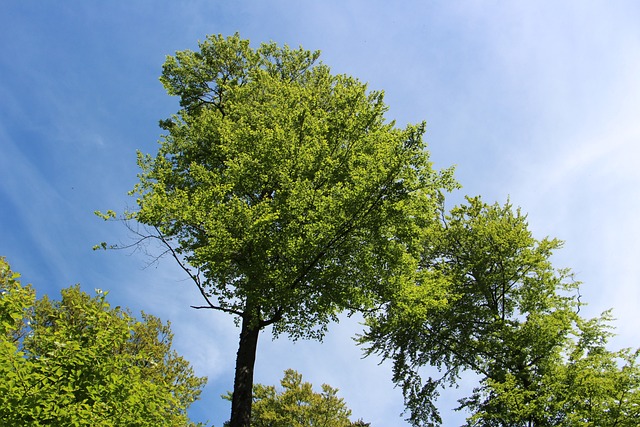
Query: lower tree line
[[2, 198, 639, 425], [0, 257, 368, 426]]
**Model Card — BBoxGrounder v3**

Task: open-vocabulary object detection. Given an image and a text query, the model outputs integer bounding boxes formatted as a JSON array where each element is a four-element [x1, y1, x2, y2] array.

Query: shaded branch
[[152, 227, 245, 317]]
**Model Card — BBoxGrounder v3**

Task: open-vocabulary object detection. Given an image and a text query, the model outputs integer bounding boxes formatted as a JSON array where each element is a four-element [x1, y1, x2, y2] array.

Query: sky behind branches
[[2, 2, 640, 425]]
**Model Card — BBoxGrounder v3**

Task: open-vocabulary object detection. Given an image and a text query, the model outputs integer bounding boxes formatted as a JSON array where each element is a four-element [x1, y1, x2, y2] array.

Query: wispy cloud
[[2, 2, 640, 426]]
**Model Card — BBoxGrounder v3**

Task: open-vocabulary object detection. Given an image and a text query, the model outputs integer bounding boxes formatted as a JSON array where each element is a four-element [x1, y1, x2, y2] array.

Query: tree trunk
[[228, 311, 261, 427]]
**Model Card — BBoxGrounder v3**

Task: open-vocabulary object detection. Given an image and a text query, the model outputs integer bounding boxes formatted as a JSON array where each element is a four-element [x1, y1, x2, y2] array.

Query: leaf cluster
[[0, 257, 206, 426]]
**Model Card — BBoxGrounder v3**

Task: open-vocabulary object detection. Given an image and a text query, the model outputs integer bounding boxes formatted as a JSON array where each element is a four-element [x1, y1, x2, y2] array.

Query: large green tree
[[361, 198, 640, 426], [0, 257, 206, 426], [99, 33, 456, 427]]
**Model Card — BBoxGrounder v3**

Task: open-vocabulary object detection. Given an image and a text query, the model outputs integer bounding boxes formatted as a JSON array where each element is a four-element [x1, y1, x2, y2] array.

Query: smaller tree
[[0, 257, 207, 426], [226, 369, 368, 427], [360, 198, 640, 427]]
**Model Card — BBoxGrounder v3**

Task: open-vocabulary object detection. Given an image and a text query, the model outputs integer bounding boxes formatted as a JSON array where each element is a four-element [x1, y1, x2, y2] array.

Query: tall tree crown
[[131, 33, 456, 338]]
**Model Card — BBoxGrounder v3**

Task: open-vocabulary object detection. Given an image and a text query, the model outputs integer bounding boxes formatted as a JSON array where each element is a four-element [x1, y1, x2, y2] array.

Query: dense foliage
[[0, 257, 206, 427], [100, 33, 456, 427], [361, 198, 640, 426], [225, 369, 369, 427]]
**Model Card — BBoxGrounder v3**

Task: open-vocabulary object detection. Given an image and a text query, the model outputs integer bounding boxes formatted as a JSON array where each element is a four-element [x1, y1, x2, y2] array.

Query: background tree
[[361, 198, 640, 427], [224, 369, 365, 427], [0, 257, 206, 427], [555, 316, 640, 427], [99, 33, 456, 427], [460, 312, 640, 427]]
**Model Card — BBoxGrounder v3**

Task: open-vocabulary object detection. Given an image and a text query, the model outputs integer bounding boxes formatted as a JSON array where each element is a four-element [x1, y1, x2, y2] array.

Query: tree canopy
[[360, 198, 640, 426], [224, 369, 369, 427], [129, 33, 457, 338], [100, 33, 456, 427], [0, 257, 206, 427]]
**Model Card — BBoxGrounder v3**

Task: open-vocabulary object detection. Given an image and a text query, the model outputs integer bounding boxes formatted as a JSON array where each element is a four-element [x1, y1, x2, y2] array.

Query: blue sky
[[2, 1, 640, 425]]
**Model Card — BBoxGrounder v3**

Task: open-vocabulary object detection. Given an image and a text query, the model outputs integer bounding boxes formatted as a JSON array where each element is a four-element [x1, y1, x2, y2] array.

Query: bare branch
[[191, 304, 244, 316]]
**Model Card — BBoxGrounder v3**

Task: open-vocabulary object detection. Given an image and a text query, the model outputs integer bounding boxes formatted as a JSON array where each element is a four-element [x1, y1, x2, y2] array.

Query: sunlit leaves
[[127, 33, 456, 339], [232, 369, 356, 427], [361, 198, 639, 426], [0, 258, 206, 426]]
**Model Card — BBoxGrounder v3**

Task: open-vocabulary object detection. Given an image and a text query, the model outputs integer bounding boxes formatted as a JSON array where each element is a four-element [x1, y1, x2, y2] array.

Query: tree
[[0, 257, 206, 426], [552, 315, 640, 427], [360, 197, 640, 426], [224, 369, 366, 427], [98, 33, 456, 426], [458, 312, 640, 427]]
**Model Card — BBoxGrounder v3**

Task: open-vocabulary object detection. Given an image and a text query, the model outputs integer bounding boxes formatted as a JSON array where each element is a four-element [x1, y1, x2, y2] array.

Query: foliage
[[360, 197, 640, 426], [225, 369, 362, 427], [0, 257, 207, 426], [125, 32, 456, 338], [460, 313, 640, 427], [98, 33, 456, 426]]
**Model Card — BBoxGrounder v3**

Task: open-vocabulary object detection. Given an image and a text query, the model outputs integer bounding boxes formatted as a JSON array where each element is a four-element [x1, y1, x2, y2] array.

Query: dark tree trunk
[[228, 311, 261, 427]]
